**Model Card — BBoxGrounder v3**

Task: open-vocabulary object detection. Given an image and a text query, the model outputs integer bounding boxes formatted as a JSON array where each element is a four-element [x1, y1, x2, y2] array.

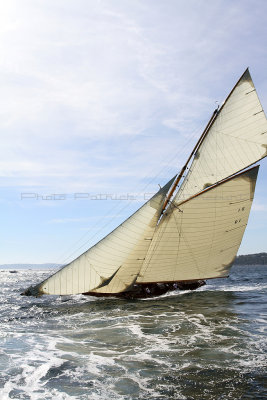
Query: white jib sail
[[137, 166, 259, 284], [34, 177, 175, 295], [176, 69, 267, 202]]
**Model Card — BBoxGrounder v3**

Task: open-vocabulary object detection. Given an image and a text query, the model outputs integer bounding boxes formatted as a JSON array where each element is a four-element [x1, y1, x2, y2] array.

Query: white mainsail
[[23, 69, 267, 297], [175, 69, 267, 202], [31, 178, 175, 295], [137, 166, 258, 283]]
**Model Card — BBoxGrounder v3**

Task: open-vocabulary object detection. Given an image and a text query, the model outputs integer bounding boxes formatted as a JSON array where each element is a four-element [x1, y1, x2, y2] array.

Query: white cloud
[[1, 0, 267, 262], [0, 2, 266, 187]]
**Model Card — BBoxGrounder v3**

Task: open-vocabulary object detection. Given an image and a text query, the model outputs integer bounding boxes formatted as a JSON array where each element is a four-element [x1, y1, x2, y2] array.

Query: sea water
[[0, 265, 266, 400]]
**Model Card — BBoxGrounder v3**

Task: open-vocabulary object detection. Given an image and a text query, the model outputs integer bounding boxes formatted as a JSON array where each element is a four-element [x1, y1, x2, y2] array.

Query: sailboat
[[22, 69, 267, 298]]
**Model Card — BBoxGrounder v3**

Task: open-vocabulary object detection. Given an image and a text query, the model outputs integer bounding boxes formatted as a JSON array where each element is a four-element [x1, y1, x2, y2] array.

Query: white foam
[[0, 267, 266, 399]]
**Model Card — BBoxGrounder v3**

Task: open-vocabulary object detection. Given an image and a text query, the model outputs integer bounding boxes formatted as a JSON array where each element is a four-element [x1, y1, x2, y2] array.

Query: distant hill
[[234, 253, 267, 265], [1, 254, 267, 270]]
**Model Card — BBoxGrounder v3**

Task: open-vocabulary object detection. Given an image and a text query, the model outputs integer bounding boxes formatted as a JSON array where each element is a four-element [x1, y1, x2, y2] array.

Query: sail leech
[[22, 69, 267, 297]]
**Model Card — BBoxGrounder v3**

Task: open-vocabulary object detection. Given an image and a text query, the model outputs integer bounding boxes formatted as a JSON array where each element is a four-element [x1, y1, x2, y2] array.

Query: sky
[[1, 0, 267, 264]]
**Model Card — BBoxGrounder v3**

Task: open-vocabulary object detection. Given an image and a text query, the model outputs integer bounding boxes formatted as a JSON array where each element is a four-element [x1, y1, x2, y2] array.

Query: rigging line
[[168, 200, 183, 212], [215, 117, 267, 138], [172, 206, 184, 282], [144, 125, 206, 187], [176, 223, 202, 279], [56, 185, 168, 269], [214, 106, 265, 129], [55, 130, 197, 265], [220, 95, 258, 114], [54, 70, 255, 268], [53, 177, 162, 266], [143, 199, 188, 281], [53, 129, 202, 267], [184, 69, 252, 154], [161, 106, 220, 213], [205, 186, 219, 276], [139, 211, 171, 278], [212, 129, 267, 145], [180, 126, 266, 200], [174, 70, 261, 199]]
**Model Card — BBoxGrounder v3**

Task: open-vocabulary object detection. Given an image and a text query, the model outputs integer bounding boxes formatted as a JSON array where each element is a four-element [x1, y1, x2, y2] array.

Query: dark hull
[[85, 280, 206, 299]]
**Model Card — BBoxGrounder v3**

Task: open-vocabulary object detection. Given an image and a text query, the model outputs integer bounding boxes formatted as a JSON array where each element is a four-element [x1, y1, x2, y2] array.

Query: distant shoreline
[[234, 253, 267, 266], [1, 253, 267, 269]]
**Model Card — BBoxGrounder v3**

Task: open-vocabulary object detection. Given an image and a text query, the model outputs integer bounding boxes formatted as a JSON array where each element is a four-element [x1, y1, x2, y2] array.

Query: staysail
[[174, 69, 267, 203], [137, 166, 259, 283], [22, 69, 267, 297], [25, 177, 175, 296]]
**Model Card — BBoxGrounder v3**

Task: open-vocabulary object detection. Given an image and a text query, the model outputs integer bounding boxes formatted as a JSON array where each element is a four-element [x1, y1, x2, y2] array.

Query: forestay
[[137, 166, 258, 283], [33, 178, 175, 295], [22, 69, 266, 298], [175, 69, 267, 202]]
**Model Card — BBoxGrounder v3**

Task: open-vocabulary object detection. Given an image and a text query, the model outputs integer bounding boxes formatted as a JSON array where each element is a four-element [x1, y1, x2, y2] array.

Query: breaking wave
[[0, 266, 266, 399]]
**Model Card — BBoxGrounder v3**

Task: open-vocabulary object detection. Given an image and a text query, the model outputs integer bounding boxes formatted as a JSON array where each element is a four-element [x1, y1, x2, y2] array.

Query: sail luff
[[162, 69, 254, 213], [137, 166, 259, 284], [161, 107, 219, 213], [174, 68, 267, 202], [21, 69, 266, 299], [175, 164, 258, 208], [22, 177, 175, 296]]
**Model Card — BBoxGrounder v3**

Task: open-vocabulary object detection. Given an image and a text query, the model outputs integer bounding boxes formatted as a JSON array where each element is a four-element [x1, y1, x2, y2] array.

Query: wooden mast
[[161, 68, 251, 214], [161, 107, 218, 213]]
